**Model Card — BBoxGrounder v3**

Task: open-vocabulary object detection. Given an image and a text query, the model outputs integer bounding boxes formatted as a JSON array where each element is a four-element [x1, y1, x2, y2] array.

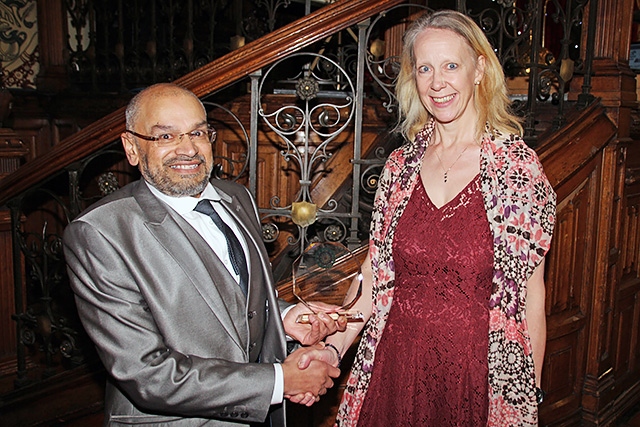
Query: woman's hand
[[283, 302, 348, 345]]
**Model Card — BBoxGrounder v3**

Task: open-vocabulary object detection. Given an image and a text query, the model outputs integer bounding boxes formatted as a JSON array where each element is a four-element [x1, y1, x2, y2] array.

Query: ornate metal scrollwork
[[365, 4, 430, 114], [258, 52, 355, 253], [203, 101, 250, 181], [98, 172, 120, 196]]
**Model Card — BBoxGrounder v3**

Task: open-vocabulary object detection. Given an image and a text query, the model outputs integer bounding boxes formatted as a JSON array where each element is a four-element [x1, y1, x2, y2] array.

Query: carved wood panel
[[613, 141, 640, 402], [541, 153, 601, 425], [0, 210, 18, 367]]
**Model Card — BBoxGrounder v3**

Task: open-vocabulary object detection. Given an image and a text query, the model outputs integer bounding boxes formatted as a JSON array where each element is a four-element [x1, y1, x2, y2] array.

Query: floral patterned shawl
[[335, 120, 556, 427]]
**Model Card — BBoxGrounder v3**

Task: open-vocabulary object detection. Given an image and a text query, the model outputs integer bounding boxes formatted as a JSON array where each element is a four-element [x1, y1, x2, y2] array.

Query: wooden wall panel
[[614, 289, 637, 378], [541, 154, 600, 425], [611, 141, 640, 409], [0, 210, 17, 365], [620, 202, 640, 275]]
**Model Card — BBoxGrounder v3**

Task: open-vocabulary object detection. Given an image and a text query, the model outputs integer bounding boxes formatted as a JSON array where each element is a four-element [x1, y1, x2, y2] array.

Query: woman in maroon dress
[[300, 9, 556, 426]]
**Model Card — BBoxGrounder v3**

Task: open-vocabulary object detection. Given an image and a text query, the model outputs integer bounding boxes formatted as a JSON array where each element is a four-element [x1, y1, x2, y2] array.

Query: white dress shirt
[[146, 181, 284, 405]]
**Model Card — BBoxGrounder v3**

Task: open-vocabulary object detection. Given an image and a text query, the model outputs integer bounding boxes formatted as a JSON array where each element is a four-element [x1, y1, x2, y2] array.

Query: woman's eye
[[418, 65, 430, 73], [447, 63, 458, 70], [159, 133, 174, 140]]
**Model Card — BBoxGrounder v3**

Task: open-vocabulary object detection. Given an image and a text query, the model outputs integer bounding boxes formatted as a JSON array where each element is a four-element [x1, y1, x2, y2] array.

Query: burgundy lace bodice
[[357, 175, 493, 427]]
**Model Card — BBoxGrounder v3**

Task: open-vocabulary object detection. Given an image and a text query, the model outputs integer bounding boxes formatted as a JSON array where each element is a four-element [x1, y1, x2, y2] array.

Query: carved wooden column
[[569, 0, 639, 424], [0, 129, 28, 376], [35, 0, 69, 91], [579, 0, 636, 132]]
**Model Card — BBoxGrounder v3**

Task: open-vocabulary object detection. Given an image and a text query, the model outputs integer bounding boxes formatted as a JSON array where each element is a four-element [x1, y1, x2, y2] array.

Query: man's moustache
[[165, 155, 205, 165]]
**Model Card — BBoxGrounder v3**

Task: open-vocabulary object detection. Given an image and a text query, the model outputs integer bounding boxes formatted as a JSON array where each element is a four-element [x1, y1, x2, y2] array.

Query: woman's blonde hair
[[396, 9, 522, 142]]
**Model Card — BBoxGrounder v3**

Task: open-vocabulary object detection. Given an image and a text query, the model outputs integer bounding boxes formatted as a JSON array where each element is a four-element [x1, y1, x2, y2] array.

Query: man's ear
[[121, 132, 140, 166]]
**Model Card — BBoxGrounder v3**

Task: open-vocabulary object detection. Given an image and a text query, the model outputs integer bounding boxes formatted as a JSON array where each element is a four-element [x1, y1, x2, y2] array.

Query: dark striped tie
[[194, 199, 248, 295]]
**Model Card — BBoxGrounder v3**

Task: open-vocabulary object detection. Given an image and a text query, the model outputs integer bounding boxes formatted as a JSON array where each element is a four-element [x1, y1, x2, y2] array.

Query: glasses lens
[[153, 128, 215, 146], [188, 130, 207, 143], [188, 128, 216, 144], [154, 133, 177, 146]]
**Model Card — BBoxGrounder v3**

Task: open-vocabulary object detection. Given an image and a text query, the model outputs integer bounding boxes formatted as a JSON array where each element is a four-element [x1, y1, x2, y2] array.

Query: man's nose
[[174, 132, 199, 154]]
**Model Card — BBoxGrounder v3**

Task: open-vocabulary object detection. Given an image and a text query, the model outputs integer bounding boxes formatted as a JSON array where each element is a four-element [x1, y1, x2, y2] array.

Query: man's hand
[[296, 342, 341, 369], [281, 345, 340, 406], [283, 302, 348, 345], [284, 343, 343, 406]]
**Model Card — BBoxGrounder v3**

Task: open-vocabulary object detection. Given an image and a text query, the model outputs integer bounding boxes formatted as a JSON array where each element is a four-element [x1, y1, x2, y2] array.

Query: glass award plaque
[[292, 241, 364, 324]]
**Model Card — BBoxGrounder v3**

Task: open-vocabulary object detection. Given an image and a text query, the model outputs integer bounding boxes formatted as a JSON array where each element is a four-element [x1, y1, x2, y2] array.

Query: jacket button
[[248, 310, 256, 319], [241, 412, 249, 418], [231, 411, 239, 417]]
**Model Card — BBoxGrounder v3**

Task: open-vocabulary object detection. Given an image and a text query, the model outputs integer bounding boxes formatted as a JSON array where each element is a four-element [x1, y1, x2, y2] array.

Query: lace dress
[[356, 175, 493, 427]]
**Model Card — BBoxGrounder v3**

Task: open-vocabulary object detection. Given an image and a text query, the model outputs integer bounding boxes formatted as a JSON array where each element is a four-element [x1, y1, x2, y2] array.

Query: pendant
[[444, 171, 448, 183]]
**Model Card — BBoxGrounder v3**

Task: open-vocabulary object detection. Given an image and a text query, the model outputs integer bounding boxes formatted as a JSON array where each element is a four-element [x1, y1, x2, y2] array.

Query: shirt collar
[[145, 181, 222, 216]]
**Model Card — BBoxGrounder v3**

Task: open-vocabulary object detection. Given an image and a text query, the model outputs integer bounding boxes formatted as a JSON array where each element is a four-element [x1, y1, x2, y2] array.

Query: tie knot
[[194, 199, 216, 216]]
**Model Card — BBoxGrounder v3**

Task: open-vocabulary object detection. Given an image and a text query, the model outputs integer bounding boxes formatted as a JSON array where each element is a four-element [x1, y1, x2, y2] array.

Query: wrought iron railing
[[3, 0, 597, 393], [64, 0, 327, 93]]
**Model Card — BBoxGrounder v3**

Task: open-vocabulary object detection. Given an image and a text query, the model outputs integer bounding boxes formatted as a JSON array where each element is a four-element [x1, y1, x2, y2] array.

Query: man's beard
[[139, 153, 212, 197]]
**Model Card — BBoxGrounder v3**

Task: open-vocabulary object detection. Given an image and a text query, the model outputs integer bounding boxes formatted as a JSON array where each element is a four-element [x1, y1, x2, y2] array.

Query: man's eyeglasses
[[125, 127, 217, 147]]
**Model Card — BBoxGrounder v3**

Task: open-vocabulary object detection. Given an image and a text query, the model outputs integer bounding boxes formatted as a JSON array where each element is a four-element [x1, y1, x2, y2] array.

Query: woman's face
[[413, 27, 485, 127]]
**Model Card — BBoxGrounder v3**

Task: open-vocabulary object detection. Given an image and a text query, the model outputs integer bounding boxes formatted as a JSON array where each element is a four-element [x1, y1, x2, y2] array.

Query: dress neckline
[[420, 173, 480, 211]]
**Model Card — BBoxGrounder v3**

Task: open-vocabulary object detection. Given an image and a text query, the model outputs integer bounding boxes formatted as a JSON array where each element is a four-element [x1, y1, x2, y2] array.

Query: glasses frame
[[125, 127, 217, 145]]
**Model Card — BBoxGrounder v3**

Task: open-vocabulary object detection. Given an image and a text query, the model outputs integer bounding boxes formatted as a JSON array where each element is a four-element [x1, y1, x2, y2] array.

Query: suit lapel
[[132, 182, 248, 355], [213, 183, 288, 361]]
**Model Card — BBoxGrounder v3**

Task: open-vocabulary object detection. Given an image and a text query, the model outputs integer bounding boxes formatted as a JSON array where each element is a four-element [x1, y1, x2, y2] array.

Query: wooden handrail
[[0, 0, 405, 207], [535, 101, 617, 189]]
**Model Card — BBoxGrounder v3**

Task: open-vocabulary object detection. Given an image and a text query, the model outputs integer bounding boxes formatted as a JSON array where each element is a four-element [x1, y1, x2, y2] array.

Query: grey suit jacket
[[63, 179, 288, 426]]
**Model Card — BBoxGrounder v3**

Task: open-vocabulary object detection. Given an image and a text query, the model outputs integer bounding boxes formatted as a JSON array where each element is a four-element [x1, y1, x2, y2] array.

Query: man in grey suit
[[63, 83, 343, 426]]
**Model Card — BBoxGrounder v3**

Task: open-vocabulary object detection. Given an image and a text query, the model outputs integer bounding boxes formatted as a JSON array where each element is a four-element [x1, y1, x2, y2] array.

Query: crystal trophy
[[292, 241, 364, 324]]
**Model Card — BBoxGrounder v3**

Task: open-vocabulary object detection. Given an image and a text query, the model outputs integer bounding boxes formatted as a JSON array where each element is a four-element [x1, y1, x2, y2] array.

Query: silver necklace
[[433, 145, 469, 183]]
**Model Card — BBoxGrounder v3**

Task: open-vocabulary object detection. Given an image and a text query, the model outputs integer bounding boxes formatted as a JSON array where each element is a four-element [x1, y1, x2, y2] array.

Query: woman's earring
[[474, 81, 480, 85]]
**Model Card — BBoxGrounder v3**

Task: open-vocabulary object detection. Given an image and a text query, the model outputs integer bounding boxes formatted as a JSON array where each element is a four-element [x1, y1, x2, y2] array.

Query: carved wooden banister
[[535, 101, 617, 189], [0, 0, 405, 207]]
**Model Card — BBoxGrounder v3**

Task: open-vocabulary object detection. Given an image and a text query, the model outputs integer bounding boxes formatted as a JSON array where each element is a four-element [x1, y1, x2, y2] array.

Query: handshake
[[281, 303, 349, 406]]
